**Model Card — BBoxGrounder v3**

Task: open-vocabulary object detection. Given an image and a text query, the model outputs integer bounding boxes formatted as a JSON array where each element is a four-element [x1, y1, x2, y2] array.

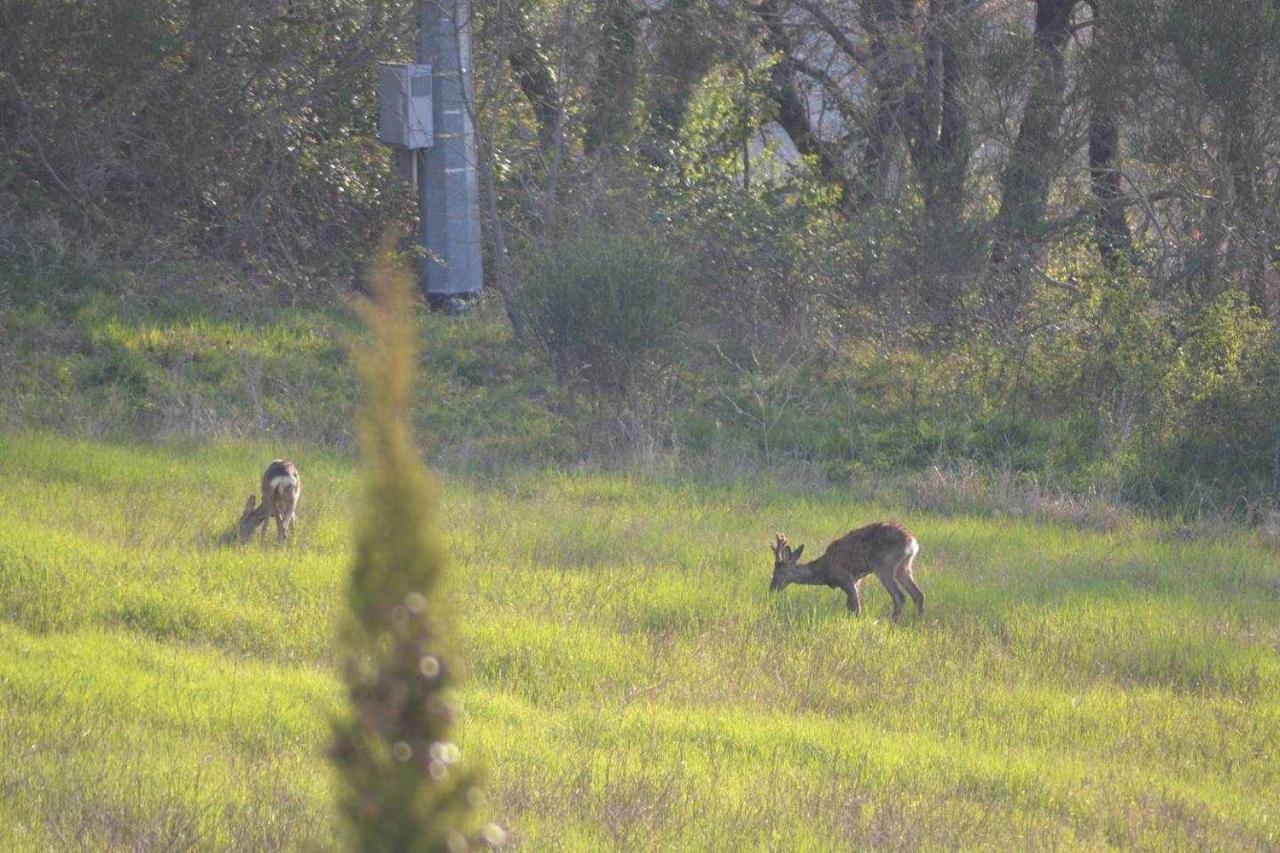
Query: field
[[1, 431, 1278, 850]]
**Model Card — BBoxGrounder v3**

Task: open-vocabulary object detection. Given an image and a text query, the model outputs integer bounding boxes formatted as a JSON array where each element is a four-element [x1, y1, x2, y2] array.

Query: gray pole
[[417, 0, 483, 310]]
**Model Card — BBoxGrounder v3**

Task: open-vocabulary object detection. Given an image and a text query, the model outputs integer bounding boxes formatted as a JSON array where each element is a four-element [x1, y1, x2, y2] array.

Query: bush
[[520, 228, 686, 395], [1147, 290, 1280, 509]]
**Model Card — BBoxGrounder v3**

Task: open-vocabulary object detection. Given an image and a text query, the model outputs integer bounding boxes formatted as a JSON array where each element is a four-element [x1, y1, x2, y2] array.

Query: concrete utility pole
[[417, 0, 482, 312]]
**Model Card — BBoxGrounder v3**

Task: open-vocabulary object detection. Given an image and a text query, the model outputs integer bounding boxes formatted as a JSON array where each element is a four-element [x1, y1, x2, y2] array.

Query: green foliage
[[520, 227, 687, 395], [1150, 290, 1280, 505], [1061, 265, 1170, 420], [332, 248, 497, 851], [1163, 288, 1269, 406], [678, 60, 774, 188], [1, 0, 408, 263]]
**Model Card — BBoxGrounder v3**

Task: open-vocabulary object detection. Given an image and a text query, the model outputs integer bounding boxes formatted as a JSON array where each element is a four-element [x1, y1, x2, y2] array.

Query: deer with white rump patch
[[769, 523, 923, 620], [238, 459, 301, 543]]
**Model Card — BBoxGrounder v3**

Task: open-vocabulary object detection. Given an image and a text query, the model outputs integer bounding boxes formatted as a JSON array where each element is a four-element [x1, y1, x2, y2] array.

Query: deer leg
[[896, 554, 924, 616], [277, 488, 297, 544], [895, 557, 924, 615], [878, 573, 905, 622], [842, 579, 862, 615], [899, 573, 925, 616]]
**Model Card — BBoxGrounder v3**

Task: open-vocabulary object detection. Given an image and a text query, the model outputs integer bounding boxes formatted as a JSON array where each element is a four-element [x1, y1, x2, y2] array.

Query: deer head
[[237, 494, 261, 543], [769, 533, 805, 592]]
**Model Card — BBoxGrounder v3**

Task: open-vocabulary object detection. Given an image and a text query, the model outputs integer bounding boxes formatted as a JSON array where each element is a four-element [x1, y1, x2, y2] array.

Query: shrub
[[1147, 290, 1280, 508], [520, 228, 686, 395]]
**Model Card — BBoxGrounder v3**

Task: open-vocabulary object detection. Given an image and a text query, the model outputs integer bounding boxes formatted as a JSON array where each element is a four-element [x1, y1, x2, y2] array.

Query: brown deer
[[237, 459, 301, 544], [769, 524, 923, 620]]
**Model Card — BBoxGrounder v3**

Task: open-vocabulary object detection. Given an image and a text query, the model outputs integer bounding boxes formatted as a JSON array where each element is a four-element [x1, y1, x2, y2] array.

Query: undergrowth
[[2, 257, 1277, 523]]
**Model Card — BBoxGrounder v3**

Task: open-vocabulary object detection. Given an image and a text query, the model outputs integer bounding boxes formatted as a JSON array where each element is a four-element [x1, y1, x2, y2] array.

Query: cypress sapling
[[333, 240, 503, 851]]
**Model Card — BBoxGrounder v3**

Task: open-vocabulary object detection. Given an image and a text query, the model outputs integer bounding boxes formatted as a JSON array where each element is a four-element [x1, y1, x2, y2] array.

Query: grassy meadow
[[1, 431, 1278, 850]]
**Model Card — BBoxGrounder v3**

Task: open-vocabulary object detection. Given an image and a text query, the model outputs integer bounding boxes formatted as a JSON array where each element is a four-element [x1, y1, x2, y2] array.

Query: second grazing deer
[[769, 523, 923, 620], [238, 459, 301, 544]]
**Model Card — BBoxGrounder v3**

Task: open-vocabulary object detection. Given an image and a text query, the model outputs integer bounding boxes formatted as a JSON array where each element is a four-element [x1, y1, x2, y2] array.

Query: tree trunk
[[991, 0, 1078, 264], [645, 4, 721, 166], [915, 0, 969, 216], [1087, 91, 1132, 269], [1084, 1, 1133, 270], [1225, 110, 1268, 310], [857, 0, 920, 205], [584, 0, 642, 156]]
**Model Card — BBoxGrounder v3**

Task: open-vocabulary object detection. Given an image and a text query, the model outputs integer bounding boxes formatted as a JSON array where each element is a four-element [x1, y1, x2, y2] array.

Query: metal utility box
[[378, 63, 433, 149]]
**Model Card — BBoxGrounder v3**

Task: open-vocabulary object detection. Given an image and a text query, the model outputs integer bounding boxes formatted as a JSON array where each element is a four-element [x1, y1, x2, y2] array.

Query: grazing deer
[[769, 524, 923, 621], [238, 459, 301, 544]]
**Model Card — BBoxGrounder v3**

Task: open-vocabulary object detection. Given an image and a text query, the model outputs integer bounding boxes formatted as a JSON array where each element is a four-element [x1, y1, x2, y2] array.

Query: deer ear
[[243, 495, 256, 512], [791, 544, 804, 560]]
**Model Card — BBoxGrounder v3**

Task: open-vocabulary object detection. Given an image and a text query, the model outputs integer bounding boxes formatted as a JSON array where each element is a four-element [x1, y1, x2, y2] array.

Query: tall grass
[[1, 431, 1278, 849]]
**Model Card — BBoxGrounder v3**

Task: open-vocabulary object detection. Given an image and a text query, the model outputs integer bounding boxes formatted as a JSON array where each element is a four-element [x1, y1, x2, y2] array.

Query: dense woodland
[[2, 0, 1279, 515]]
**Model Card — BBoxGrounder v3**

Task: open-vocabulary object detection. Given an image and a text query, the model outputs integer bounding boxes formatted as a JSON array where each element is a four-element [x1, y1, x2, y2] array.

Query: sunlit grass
[[1, 431, 1277, 849]]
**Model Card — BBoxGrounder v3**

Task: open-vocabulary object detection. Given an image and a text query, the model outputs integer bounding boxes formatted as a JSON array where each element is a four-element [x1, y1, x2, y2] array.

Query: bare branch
[[791, 0, 869, 65]]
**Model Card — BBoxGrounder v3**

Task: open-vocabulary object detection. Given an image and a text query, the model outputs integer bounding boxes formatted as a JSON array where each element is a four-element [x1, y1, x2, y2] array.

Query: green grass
[[1, 431, 1278, 850], [0, 262, 564, 459]]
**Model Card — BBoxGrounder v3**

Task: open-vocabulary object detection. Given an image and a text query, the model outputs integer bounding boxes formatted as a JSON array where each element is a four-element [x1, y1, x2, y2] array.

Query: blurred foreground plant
[[332, 238, 503, 851]]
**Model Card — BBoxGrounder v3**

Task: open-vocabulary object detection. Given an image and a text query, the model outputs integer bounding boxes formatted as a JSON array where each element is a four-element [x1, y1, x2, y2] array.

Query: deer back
[[260, 460, 300, 509], [821, 522, 914, 582]]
